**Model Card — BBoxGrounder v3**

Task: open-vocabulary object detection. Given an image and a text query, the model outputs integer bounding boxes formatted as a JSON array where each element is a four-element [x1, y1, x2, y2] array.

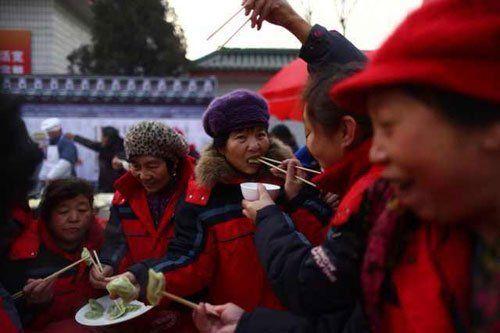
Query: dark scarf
[[146, 184, 175, 228]]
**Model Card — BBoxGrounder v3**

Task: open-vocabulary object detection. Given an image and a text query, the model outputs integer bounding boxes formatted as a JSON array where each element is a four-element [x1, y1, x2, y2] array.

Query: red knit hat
[[331, 0, 500, 113]]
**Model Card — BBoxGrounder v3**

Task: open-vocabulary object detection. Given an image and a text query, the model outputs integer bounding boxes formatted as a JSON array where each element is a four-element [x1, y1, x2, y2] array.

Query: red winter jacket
[[362, 181, 472, 333], [99, 157, 194, 274], [146, 141, 331, 312], [98, 157, 196, 332], [2, 215, 103, 330]]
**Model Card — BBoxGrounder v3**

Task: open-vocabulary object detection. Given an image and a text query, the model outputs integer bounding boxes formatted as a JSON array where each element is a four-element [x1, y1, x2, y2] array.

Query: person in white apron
[[38, 118, 77, 182]]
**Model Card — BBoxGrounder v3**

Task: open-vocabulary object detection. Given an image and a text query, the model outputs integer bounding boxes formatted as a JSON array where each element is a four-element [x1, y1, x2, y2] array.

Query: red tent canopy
[[260, 51, 373, 121], [259, 59, 308, 121]]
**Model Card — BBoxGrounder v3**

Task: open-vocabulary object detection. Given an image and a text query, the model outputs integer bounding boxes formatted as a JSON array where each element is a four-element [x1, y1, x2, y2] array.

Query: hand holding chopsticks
[[12, 247, 94, 301]]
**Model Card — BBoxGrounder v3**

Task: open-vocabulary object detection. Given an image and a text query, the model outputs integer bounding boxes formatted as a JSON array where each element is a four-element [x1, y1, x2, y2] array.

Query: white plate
[[75, 295, 153, 327]]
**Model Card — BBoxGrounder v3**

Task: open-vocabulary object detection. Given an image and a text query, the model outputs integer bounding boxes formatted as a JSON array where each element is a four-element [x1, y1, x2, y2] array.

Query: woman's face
[[221, 126, 270, 175], [303, 107, 343, 169], [369, 89, 500, 224], [49, 195, 92, 249], [130, 156, 171, 193]]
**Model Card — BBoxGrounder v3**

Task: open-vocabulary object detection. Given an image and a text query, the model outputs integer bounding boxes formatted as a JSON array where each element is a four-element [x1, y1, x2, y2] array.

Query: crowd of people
[[0, 0, 498, 332]]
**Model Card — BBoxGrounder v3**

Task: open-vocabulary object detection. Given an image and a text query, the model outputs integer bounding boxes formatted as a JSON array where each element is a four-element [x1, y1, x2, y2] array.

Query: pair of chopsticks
[[91, 251, 125, 312], [11, 253, 95, 301], [160, 291, 219, 317], [207, 6, 251, 49], [260, 156, 321, 175], [254, 157, 319, 188]]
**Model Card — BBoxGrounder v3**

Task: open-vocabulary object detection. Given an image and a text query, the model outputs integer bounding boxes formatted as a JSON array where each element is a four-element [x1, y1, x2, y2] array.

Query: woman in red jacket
[[90, 120, 196, 331], [331, 1, 499, 331], [0, 178, 102, 332], [129, 89, 332, 315]]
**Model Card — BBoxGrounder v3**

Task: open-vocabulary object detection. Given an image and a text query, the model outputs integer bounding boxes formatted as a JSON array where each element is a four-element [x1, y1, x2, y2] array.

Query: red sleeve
[[161, 230, 217, 302], [290, 208, 326, 246]]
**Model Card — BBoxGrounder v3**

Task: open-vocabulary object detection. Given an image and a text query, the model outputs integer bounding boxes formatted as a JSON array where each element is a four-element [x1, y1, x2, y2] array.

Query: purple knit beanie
[[203, 89, 270, 141]]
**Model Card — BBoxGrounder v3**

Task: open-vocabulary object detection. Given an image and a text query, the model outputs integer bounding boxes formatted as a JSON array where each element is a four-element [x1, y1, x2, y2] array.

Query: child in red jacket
[[0, 179, 103, 332]]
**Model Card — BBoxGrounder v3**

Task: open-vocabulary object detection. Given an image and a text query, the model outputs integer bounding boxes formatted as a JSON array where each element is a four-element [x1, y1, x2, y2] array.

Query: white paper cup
[[240, 182, 281, 201]]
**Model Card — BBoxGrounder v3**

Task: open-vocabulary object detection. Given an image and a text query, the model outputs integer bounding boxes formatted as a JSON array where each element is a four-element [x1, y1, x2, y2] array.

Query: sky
[[169, 0, 423, 60]]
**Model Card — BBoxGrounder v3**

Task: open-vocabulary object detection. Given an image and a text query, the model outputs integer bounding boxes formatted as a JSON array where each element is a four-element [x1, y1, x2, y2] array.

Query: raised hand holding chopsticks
[[243, 0, 305, 33]]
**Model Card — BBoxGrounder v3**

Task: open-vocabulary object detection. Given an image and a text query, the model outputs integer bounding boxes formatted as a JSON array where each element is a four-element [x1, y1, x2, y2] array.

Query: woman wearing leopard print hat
[[90, 120, 196, 331]]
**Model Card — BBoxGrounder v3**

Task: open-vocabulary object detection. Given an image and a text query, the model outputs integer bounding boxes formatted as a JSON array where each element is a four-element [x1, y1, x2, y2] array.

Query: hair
[[302, 62, 372, 145], [402, 85, 500, 128], [0, 93, 43, 221], [39, 178, 94, 223], [213, 133, 230, 149], [101, 126, 123, 147], [270, 124, 298, 152]]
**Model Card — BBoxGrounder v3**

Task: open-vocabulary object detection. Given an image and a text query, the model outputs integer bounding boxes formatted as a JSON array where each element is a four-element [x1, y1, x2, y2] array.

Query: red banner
[[0, 30, 32, 74]]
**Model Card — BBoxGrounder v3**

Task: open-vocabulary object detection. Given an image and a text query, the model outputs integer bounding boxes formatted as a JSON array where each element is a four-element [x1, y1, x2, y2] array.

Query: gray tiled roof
[[193, 48, 299, 72], [2, 75, 217, 105]]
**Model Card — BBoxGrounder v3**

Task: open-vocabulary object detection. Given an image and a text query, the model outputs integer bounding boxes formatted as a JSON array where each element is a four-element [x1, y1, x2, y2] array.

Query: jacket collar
[[194, 138, 293, 189], [113, 157, 195, 236], [313, 139, 373, 196]]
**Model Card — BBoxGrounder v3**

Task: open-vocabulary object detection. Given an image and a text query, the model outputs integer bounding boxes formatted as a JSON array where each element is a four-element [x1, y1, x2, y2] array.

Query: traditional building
[[191, 47, 299, 95]]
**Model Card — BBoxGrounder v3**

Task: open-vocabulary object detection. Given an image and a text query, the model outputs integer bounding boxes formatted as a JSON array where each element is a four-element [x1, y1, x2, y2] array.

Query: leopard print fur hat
[[124, 121, 189, 162]]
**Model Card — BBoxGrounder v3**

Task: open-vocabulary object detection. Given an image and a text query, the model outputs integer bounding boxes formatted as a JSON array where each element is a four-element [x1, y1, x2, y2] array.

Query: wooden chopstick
[[161, 291, 219, 317], [44, 256, 88, 281], [207, 7, 245, 40], [93, 250, 104, 274], [218, 17, 251, 50], [257, 158, 317, 188], [11, 290, 24, 300], [259, 156, 321, 175], [162, 291, 197, 310], [94, 250, 124, 311]]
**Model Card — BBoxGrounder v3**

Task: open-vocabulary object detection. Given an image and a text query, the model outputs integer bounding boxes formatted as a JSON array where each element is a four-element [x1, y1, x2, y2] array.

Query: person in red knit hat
[[193, 0, 499, 332], [331, 0, 499, 332]]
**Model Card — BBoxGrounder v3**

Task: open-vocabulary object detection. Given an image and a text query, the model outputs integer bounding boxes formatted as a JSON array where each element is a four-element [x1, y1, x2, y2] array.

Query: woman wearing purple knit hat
[[134, 89, 331, 315]]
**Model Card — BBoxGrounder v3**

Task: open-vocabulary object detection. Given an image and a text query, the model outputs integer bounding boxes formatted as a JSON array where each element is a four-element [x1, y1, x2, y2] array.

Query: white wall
[[51, 0, 91, 73], [0, 0, 91, 74]]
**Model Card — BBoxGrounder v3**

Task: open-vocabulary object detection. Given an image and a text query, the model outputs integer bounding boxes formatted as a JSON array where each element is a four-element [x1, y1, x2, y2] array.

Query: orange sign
[[0, 30, 31, 74]]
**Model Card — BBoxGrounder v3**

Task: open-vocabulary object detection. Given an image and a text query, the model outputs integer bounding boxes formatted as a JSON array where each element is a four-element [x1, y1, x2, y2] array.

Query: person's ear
[[340, 115, 357, 150]]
